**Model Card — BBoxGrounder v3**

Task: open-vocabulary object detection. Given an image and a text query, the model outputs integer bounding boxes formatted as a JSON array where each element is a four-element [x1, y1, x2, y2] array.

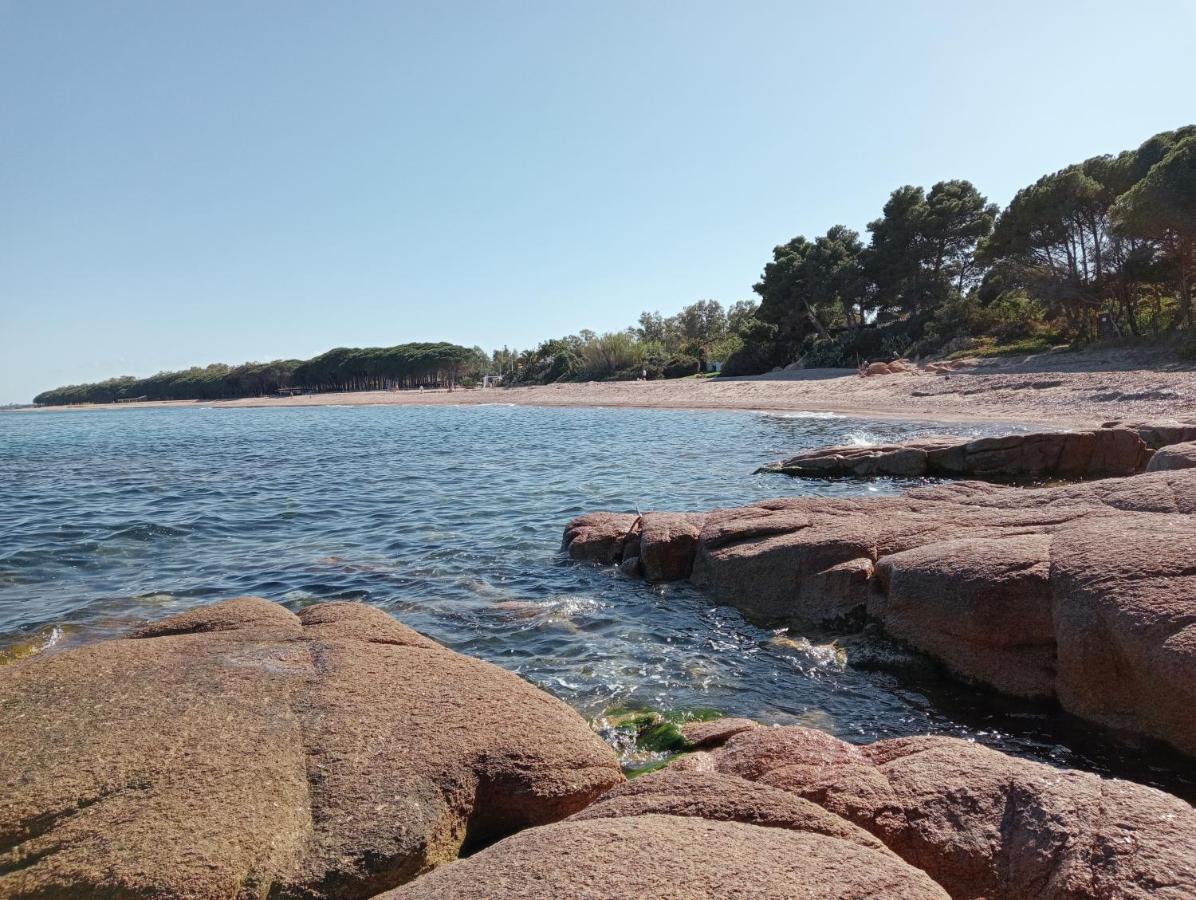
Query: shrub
[[720, 341, 787, 376], [946, 336, 1056, 359], [706, 333, 744, 366], [579, 332, 643, 380], [799, 335, 855, 367], [663, 355, 701, 378], [922, 292, 1053, 353]]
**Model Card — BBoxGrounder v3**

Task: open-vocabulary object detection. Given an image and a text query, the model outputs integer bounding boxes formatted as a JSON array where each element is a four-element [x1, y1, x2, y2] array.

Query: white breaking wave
[[758, 410, 846, 420]]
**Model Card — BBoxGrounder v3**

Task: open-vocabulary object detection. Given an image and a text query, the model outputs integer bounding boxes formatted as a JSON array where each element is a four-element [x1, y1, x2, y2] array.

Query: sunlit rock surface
[[760, 426, 1150, 479], [1146, 439, 1196, 471], [380, 803, 948, 899], [565, 469, 1196, 756], [0, 598, 623, 898], [382, 725, 1196, 899], [707, 726, 1196, 900]]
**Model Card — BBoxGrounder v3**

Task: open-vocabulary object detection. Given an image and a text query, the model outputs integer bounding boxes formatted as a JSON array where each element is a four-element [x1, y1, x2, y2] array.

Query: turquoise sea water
[[1, 404, 1190, 797]]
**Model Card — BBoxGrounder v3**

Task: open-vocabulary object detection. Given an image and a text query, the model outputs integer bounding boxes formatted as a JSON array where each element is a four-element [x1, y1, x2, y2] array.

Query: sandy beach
[[19, 349, 1196, 428]]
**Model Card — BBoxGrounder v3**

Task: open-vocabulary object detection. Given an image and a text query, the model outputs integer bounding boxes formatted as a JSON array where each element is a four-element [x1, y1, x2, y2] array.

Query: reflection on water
[[1, 404, 1190, 800]]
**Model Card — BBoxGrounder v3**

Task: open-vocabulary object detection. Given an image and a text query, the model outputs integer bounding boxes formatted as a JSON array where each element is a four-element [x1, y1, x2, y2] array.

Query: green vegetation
[[717, 124, 1196, 375], [601, 705, 723, 754], [33, 125, 1195, 404], [33, 343, 486, 405], [624, 753, 694, 779], [497, 125, 1196, 383], [945, 337, 1057, 360], [622, 713, 691, 754], [506, 124, 1196, 382], [598, 705, 726, 776], [497, 299, 755, 385]]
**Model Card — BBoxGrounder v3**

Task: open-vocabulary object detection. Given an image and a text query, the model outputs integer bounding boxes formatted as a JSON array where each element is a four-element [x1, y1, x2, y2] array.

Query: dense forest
[[33, 343, 485, 405], [34, 124, 1195, 404]]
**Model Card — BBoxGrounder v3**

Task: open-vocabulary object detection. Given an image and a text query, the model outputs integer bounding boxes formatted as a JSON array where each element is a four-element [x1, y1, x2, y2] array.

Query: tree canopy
[[34, 343, 484, 405], [726, 124, 1195, 373]]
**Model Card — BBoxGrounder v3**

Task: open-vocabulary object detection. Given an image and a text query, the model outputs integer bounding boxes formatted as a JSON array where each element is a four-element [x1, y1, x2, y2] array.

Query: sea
[[2, 403, 1191, 797]]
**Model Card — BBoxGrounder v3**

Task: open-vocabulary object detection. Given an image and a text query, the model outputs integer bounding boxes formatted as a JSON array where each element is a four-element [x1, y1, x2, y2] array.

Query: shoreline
[[8, 387, 1054, 427], [12, 358, 1196, 429]]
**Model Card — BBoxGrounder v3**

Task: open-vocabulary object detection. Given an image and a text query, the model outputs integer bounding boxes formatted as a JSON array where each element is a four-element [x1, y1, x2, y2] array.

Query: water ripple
[[0, 404, 1191, 799]]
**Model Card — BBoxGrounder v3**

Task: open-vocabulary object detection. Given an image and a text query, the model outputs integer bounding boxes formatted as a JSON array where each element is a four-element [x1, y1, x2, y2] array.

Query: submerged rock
[[564, 469, 1196, 757], [617, 554, 641, 577], [597, 706, 733, 764], [707, 726, 1196, 900], [602, 708, 694, 755], [0, 597, 623, 898], [0, 623, 80, 666]]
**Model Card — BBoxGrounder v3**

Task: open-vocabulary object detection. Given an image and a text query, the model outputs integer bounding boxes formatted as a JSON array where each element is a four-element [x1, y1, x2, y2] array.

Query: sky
[[2, 1, 1194, 403]]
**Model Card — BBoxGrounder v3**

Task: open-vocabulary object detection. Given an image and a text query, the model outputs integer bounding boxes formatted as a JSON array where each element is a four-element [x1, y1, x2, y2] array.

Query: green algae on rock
[[0, 623, 80, 666], [596, 706, 731, 773]]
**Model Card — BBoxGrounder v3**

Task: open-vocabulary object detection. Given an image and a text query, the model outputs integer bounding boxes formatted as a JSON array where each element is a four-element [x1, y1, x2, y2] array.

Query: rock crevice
[[380, 725, 1196, 899], [701, 726, 1196, 899]]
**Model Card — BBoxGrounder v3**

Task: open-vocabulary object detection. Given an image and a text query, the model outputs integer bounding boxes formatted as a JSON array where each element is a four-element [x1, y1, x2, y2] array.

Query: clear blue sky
[[2, 1, 1194, 402]]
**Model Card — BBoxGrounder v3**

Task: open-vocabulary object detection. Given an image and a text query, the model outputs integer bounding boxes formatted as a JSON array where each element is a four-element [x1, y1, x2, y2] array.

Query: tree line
[[494, 299, 759, 385], [501, 123, 1195, 383], [33, 343, 486, 405], [730, 123, 1195, 374], [33, 124, 1195, 403]]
